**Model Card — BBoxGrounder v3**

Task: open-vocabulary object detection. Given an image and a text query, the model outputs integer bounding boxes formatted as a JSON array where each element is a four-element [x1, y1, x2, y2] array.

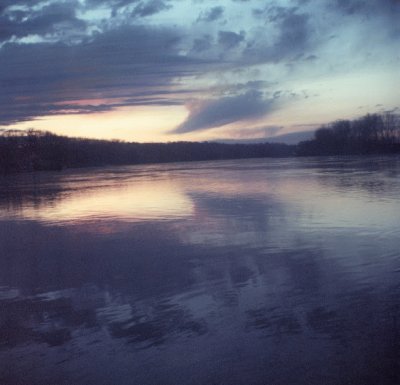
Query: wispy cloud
[[171, 90, 274, 134]]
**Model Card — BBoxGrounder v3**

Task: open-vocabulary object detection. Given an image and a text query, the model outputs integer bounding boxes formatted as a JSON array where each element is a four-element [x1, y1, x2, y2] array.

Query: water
[[0, 156, 399, 385]]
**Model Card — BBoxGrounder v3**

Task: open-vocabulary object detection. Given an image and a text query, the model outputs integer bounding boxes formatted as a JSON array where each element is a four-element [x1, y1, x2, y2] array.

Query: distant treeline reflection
[[1, 112, 399, 173]]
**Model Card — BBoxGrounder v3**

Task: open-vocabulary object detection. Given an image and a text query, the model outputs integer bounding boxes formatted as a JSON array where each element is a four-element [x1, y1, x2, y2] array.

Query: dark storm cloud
[[197, 6, 224, 22], [0, 25, 199, 125], [334, 0, 400, 37], [218, 30, 245, 50], [191, 34, 213, 52], [327, 0, 400, 40], [275, 12, 310, 56], [245, 7, 311, 64], [131, 0, 172, 17], [331, 0, 365, 15], [171, 90, 274, 134], [0, 1, 85, 42], [331, 0, 400, 15]]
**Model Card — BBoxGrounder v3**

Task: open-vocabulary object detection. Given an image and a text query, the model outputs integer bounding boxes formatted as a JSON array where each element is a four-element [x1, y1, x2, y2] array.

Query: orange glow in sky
[[12, 105, 189, 142]]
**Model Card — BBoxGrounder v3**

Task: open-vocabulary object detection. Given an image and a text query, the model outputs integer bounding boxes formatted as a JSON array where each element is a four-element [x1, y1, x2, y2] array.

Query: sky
[[0, 0, 399, 142]]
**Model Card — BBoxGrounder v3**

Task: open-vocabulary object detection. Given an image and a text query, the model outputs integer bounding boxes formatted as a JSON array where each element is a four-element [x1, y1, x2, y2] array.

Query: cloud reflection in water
[[0, 157, 399, 385]]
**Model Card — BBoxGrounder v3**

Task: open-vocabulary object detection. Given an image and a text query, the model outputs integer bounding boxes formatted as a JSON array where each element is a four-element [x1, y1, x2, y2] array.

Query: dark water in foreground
[[0, 156, 399, 385]]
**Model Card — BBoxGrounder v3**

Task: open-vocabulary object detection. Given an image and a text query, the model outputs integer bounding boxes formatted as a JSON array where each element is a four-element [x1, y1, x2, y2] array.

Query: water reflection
[[0, 176, 193, 224], [0, 157, 399, 385]]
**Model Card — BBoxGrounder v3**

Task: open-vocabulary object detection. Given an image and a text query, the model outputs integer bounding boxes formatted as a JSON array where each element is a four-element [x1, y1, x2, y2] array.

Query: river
[[0, 156, 399, 384]]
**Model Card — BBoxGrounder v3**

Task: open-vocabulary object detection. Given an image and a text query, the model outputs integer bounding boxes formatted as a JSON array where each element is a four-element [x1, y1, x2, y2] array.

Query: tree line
[[1, 112, 399, 174], [297, 112, 400, 156], [0, 129, 294, 174]]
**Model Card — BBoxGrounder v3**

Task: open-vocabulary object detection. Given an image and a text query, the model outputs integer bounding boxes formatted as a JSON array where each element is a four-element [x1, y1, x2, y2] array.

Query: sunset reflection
[[1, 178, 193, 225]]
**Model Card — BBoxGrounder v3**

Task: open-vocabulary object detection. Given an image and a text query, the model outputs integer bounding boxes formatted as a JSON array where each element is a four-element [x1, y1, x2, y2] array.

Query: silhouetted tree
[[297, 112, 400, 156]]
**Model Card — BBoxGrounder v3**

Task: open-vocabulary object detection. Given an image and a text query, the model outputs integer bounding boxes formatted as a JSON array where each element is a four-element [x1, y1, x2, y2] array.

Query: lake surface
[[0, 156, 399, 385]]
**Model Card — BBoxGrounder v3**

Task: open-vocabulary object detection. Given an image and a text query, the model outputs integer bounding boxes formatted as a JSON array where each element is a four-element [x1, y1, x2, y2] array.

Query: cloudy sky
[[0, 0, 399, 142]]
